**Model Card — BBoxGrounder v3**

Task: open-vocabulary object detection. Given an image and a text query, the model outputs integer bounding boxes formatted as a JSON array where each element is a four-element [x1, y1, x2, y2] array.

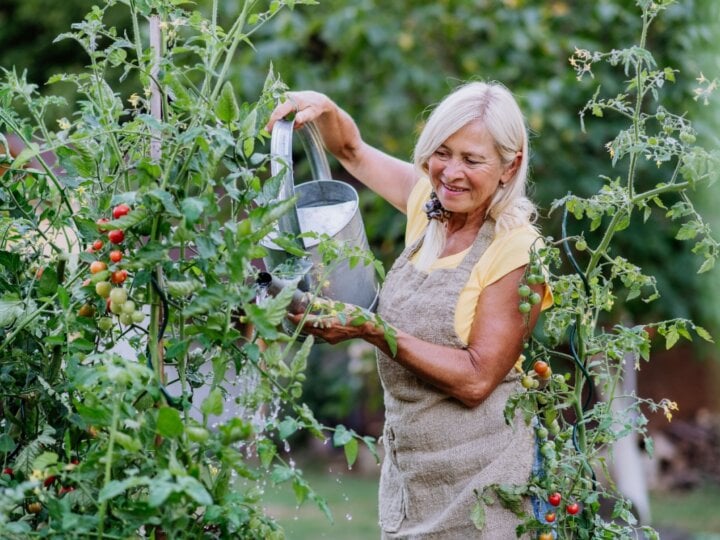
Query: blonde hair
[[412, 81, 536, 270]]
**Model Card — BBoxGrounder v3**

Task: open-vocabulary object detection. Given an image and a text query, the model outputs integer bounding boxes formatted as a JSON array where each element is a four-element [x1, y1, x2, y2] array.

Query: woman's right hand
[[265, 91, 332, 133]]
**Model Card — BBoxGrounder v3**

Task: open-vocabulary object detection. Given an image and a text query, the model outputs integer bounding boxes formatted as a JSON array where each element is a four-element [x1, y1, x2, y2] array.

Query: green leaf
[[257, 438, 277, 468], [201, 387, 224, 416], [344, 438, 358, 468], [37, 266, 59, 296], [665, 328, 679, 349], [156, 407, 184, 438], [695, 326, 714, 342], [698, 257, 715, 274], [278, 417, 299, 440], [332, 425, 353, 447], [177, 476, 213, 506], [0, 299, 24, 327], [292, 477, 310, 505], [32, 451, 58, 470], [99, 476, 152, 502], [216, 82, 240, 124], [0, 433, 16, 453], [181, 197, 207, 224], [471, 501, 486, 530]]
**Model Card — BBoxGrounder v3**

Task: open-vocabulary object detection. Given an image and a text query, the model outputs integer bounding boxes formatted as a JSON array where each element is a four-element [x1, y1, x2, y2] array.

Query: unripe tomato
[[95, 281, 112, 298], [97, 317, 113, 332], [548, 492, 562, 506], [92, 239, 104, 251], [539, 533, 553, 540], [77, 304, 95, 318], [545, 512, 556, 523], [27, 501, 42, 514], [119, 312, 133, 326], [109, 287, 128, 305], [131, 310, 145, 323], [521, 375, 535, 389], [121, 300, 136, 314], [536, 427, 549, 440], [110, 301, 124, 315], [186, 426, 211, 443], [679, 131, 696, 145], [109, 250, 123, 263], [575, 238, 587, 251], [518, 284, 532, 297], [529, 292, 542, 305], [111, 269, 128, 284], [90, 261, 107, 274], [112, 204, 131, 219], [108, 229, 125, 244], [518, 302, 531, 314], [533, 360, 551, 378], [566, 502, 580, 515]]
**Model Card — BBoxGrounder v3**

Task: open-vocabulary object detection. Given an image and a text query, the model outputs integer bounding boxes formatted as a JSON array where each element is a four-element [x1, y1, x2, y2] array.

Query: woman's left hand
[[287, 308, 375, 345]]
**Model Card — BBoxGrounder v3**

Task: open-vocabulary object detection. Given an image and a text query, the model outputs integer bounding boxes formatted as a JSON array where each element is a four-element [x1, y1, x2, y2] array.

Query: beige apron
[[376, 220, 534, 539]]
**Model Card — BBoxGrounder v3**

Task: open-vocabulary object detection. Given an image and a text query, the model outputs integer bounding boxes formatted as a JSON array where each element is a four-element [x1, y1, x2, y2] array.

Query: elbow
[[456, 350, 493, 408]]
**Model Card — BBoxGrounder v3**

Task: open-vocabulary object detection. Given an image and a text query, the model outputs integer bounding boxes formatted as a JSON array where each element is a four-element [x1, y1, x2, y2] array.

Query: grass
[[263, 463, 720, 540]]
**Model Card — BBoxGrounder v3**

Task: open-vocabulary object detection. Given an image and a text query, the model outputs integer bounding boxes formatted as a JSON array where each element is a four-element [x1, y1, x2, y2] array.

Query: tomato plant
[[0, 0, 386, 537], [477, 2, 719, 538]]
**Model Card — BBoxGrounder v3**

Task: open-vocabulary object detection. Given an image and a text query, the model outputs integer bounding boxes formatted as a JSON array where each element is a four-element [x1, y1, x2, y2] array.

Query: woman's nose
[[442, 158, 464, 178]]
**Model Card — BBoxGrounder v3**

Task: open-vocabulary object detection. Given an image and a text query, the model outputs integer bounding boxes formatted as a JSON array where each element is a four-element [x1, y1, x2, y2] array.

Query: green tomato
[[97, 317, 113, 332], [109, 301, 124, 315], [95, 281, 112, 298], [679, 131, 696, 144], [521, 375, 535, 389], [131, 311, 145, 323], [518, 284, 532, 297], [536, 426, 549, 440], [575, 238, 587, 251], [119, 312, 133, 326], [529, 292, 542, 305], [518, 302, 532, 314], [121, 300, 136, 314], [186, 426, 211, 443], [109, 287, 128, 305]]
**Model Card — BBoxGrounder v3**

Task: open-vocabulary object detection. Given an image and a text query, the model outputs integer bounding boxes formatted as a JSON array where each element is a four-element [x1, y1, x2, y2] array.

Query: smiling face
[[426, 120, 517, 225]]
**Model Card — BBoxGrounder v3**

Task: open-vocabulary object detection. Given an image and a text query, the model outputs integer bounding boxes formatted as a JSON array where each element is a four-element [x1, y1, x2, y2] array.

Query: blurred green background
[[2, 0, 719, 537]]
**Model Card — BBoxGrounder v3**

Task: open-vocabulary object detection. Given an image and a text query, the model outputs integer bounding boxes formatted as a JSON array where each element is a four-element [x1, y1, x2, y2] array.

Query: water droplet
[[345, 513, 353, 521]]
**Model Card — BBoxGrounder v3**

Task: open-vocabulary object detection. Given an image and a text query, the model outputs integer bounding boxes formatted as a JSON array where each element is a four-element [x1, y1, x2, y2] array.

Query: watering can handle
[[270, 120, 333, 238]]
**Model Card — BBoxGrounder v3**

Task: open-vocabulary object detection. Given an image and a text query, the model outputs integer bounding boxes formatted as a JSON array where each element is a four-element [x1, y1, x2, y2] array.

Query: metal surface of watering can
[[261, 119, 380, 311]]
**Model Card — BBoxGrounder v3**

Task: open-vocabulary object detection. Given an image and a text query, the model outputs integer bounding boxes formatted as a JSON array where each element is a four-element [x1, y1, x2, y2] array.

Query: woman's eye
[[465, 158, 480, 165]]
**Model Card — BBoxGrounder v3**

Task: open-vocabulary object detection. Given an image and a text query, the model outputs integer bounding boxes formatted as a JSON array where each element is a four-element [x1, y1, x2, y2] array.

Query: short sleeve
[[404, 177, 432, 246], [478, 226, 544, 289]]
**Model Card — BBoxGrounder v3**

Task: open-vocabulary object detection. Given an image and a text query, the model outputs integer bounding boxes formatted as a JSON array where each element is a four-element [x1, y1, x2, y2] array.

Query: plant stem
[[97, 397, 121, 540]]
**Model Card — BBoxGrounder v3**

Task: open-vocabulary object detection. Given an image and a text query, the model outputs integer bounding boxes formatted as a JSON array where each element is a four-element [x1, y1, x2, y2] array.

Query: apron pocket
[[378, 458, 405, 533]]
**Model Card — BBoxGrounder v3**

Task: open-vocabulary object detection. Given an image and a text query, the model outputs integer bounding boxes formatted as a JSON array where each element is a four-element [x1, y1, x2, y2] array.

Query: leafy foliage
[[0, 0, 384, 537]]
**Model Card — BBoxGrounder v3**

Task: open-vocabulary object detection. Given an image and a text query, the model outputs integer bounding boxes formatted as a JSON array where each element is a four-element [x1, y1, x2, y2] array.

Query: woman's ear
[[501, 151, 522, 183]]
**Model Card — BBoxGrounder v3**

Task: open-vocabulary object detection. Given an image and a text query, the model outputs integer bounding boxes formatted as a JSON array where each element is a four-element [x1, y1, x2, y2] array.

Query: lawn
[[263, 463, 720, 540]]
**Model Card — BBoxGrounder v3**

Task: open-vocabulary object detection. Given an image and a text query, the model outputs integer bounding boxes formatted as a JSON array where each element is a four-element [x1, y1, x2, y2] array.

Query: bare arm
[[266, 91, 417, 213], [289, 266, 545, 408]]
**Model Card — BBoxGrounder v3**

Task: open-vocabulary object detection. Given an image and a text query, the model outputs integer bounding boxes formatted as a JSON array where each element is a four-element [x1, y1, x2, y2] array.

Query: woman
[[267, 82, 553, 539]]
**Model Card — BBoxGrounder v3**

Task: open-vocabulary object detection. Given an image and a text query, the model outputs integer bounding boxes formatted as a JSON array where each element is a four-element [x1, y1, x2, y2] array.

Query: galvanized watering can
[[261, 119, 379, 311]]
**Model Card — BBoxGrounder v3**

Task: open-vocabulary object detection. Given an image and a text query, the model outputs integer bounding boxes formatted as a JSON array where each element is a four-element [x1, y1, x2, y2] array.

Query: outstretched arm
[[266, 91, 417, 213], [289, 266, 545, 408]]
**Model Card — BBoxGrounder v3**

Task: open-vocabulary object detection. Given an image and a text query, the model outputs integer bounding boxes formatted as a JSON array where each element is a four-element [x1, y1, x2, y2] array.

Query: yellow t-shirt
[[404, 178, 553, 345]]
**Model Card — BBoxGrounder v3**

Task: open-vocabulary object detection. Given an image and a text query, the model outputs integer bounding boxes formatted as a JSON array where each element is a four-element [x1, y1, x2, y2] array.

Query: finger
[[264, 97, 299, 132]]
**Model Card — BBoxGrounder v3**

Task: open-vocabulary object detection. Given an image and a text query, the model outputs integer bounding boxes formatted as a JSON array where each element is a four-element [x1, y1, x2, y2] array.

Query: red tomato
[[548, 492, 562, 506], [96, 217, 110, 230], [533, 360, 551, 378], [545, 512, 556, 523], [566, 502, 580, 515], [58, 486, 75, 496], [113, 204, 131, 219], [43, 475, 57, 488], [108, 229, 125, 244], [90, 261, 107, 274], [2, 467, 13, 477], [111, 269, 128, 284], [92, 239, 104, 251], [109, 250, 123, 263]]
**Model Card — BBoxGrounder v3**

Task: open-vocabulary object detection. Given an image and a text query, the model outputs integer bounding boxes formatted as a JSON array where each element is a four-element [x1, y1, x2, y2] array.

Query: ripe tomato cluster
[[520, 359, 554, 390], [79, 204, 145, 329], [537, 492, 582, 537]]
